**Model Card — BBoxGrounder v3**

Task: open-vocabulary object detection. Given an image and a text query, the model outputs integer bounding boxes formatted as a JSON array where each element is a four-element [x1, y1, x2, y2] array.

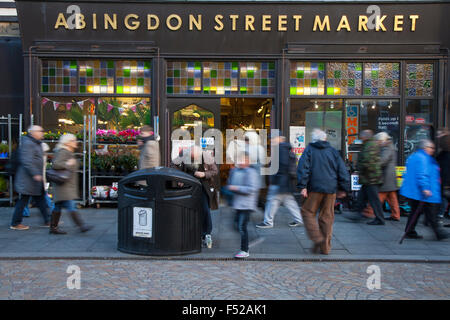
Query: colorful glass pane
[[289, 62, 325, 95], [406, 63, 433, 97], [41, 60, 77, 93], [203, 62, 238, 95], [239, 62, 275, 95], [78, 60, 114, 94], [116, 60, 151, 94], [363, 63, 400, 96], [326, 62, 362, 96], [167, 61, 202, 94]]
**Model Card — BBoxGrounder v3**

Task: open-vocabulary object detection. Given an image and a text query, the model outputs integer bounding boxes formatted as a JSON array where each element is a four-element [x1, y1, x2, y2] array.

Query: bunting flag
[[42, 97, 148, 113], [77, 101, 84, 108], [118, 108, 125, 115], [66, 103, 72, 110], [140, 100, 146, 105], [130, 105, 137, 113], [89, 98, 96, 104], [107, 104, 114, 112], [53, 102, 59, 111], [98, 99, 103, 104], [41, 98, 50, 105]]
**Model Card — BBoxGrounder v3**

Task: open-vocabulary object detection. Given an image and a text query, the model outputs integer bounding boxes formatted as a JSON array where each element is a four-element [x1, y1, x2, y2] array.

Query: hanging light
[[360, 101, 364, 108], [388, 101, 392, 109], [330, 101, 335, 109], [371, 101, 376, 109], [314, 101, 319, 109]]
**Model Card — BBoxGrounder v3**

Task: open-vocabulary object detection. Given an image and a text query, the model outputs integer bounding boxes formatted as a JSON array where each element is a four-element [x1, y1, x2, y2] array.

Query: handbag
[[46, 168, 72, 185]]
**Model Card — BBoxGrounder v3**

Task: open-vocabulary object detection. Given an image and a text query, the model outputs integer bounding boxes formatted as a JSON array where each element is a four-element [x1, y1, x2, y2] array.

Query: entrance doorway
[[167, 98, 273, 187]]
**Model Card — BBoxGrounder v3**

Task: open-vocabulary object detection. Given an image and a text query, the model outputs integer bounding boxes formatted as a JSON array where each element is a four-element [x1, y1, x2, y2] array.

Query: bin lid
[[119, 166, 201, 186]]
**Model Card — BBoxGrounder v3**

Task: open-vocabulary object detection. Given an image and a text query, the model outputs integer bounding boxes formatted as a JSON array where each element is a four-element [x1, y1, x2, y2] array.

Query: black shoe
[[367, 219, 385, 225], [436, 232, 449, 241], [405, 233, 423, 239], [386, 217, 400, 222]]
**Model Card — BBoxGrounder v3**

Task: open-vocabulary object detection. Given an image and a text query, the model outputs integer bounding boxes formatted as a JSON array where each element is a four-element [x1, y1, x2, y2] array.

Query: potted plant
[[120, 152, 138, 175], [0, 176, 7, 198]]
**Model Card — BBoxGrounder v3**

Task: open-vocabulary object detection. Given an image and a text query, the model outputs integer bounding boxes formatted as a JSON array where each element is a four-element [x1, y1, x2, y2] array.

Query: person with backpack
[[9, 126, 50, 230], [256, 133, 303, 228], [297, 129, 350, 254]]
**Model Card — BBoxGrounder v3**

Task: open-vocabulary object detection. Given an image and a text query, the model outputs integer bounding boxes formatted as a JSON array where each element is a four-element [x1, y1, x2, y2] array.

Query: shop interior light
[[330, 101, 335, 109], [360, 101, 364, 108], [388, 101, 392, 109], [314, 101, 319, 109], [371, 101, 376, 109]]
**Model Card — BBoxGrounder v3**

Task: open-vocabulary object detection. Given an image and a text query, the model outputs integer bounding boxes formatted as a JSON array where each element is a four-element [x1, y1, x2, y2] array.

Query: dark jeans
[[406, 199, 446, 239], [201, 190, 212, 236], [11, 194, 50, 226], [356, 185, 385, 222], [237, 209, 252, 252]]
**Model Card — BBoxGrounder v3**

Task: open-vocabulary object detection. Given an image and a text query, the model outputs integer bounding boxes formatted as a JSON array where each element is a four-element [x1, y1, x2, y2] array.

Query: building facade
[[15, 0, 450, 171]]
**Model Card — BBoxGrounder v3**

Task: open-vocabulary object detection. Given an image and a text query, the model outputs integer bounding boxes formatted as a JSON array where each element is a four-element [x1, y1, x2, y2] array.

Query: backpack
[[5, 149, 20, 176]]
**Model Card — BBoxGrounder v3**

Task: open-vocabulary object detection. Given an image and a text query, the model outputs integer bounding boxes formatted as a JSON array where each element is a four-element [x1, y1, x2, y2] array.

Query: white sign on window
[[133, 207, 153, 238], [351, 174, 362, 191]]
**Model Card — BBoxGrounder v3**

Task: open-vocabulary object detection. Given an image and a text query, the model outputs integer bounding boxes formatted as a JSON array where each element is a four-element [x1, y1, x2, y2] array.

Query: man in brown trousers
[[296, 129, 350, 254]]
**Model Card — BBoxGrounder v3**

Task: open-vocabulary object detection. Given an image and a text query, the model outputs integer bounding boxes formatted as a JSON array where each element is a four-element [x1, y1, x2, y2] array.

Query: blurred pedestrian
[[10, 126, 50, 230], [297, 129, 350, 254], [256, 134, 303, 228], [138, 125, 160, 170], [227, 152, 260, 258], [171, 145, 218, 248], [23, 142, 54, 217], [436, 129, 450, 221], [49, 134, 93, 234], [400, 139, 448, 240], [363, 132, 400, 221], [348, 130, 385, 225]]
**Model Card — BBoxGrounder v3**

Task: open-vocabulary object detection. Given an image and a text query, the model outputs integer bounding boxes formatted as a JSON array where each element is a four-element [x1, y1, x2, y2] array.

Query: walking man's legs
[[34, 194, 50, 224], [263, 192, 282, 226], [284, 193, 303, 224], [405, 199, 423, 237], [386, 191, 401, 220], [318, 193, 336, 254], [11, 194, 31, 227], [301, 192, 325, 248], [366, 185, 385, 223]]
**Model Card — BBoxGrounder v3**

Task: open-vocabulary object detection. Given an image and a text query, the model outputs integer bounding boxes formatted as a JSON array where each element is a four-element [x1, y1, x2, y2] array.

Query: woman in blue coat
[[400, 139, 448, 240]]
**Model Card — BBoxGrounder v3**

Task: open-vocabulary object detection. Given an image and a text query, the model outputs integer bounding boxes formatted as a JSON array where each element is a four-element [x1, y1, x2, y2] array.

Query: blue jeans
[[23, 193, 54, 217], [237, 209, 252, 252], [53, 200, 76, 213], [11, 194, 50, 226], [201, 190, 212, 236]]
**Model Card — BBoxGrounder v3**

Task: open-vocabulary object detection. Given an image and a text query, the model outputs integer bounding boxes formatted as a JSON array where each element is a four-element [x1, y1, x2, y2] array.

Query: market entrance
[[167, 98, 272, 187]]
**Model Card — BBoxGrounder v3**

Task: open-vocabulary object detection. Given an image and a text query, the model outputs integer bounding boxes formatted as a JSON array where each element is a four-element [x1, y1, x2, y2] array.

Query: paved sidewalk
[[0, 206, 449, 261]]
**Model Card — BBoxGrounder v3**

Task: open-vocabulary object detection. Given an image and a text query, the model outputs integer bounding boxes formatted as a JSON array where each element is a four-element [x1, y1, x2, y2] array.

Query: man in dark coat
[[296, 129, 350, 254], [10, 126, 50, 230], [256, 134, 303, 228], [346, 130, 385, 225]]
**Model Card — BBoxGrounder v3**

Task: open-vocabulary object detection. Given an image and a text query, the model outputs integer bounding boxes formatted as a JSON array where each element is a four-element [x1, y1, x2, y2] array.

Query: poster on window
[[290, 126, 306, 162]]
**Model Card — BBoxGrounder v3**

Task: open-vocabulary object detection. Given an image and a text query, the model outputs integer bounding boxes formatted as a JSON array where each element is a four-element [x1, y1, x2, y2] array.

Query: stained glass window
[[290, 62, 325, 95], [41, 60, 77, 93], [327, 62, 362, 96], [203, 62, 239, 95], [406, 63, 433, 97], [364, 63, 400, 96], [116, 60, 151, 94], [79, 60, 114, 94], [167, 62, 202, 94], [239, 62, 275, 95]]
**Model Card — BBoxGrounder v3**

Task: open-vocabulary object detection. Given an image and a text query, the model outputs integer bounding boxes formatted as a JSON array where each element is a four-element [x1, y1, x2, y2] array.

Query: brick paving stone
[[0, 260, 448, 300]]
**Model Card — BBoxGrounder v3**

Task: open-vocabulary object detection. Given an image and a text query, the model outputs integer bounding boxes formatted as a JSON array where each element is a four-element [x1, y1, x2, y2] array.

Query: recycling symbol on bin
[[138, 209, 147, 226]]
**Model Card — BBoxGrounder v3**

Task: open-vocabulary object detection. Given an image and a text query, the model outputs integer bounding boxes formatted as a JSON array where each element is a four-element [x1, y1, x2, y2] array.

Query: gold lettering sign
[[52, 12, 420, 32]]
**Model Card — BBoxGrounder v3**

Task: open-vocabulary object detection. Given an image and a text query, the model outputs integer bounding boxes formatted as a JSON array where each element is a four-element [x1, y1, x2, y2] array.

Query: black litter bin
[[117, 167, 203, 256]]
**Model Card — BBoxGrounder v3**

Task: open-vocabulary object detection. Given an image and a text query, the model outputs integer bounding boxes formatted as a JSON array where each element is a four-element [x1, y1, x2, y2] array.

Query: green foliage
[[0, 176, 7, 192], [67, 104, 84, 125], [0, 143, 9, 153]]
